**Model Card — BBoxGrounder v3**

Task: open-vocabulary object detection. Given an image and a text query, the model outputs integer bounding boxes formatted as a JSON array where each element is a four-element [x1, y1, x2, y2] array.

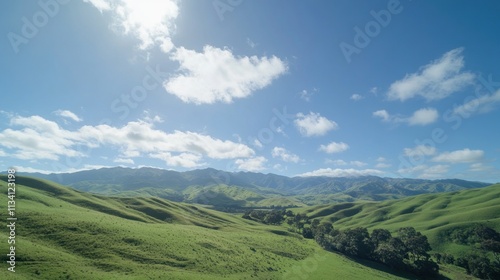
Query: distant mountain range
[[21, 167, 491, 208]]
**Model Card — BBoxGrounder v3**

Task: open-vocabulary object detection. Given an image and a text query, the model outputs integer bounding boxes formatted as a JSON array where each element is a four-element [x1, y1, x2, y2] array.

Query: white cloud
[[420, 165, 449, 179], [398, 164, 449, 179], [253, 139, 263, 148], [299, 89, 314, 102], [350, 161, 367, 167], [432, 149, 484, 163], [407, 108, 439, 126], [150, 152, 203, 168], [375, 163, 391, 169], [271, 147, 300, 163], [275, 126, 287, 137], [319, 142, 349, 154], [468, 162, 493, 172], [404, 145, 437, 157], [373, 110, 390, 121], [235, 156, 267, 171], [114, 158, 134, 164], [272, 163, 286, 172], [373, 108, 438, 126], [298, 168, 383, 177], [350, 94, 363, 101], [84, 0, 179, 52], [370, 87, 378, 95], [246, 38, 257, 49], [164, 45, 287, 104], [294, 112, 338, 137], [454, 89, 500, 117], [0, 115, 255, 167], [387, 48, 475, 101], [83, 0, 111, 12], [54, 110, 82, 122], [0, 115, 86, 160], [375, 157, 391, 168], [326, 159, 366, 167]]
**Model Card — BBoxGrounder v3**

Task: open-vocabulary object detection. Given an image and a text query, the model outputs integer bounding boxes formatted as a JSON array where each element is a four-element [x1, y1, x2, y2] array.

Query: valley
[[0, 172, 498, 279]]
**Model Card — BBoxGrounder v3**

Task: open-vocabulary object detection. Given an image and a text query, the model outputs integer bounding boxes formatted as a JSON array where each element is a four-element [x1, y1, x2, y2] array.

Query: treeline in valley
[[243, 209, 439, 278]]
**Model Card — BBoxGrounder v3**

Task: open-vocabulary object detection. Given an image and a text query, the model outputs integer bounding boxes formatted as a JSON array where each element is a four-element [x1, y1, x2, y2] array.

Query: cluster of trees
[[446, 224, 500, 249], [434, 253, 500, 279], [312, 223, 439, 277], [243, 210, 438, 277], [242, 209, 293, 225], [438, 225, 500, 279]]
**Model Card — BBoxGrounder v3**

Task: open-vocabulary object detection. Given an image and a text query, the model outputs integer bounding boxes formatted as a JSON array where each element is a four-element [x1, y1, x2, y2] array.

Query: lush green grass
[[0, 176, 412, 279], [297, 184, 500, 257]]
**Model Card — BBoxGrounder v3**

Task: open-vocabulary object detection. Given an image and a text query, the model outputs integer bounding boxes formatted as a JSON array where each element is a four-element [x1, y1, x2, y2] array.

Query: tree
[[433, 253, 442, 264], [475, 225, 500, 242], [263, 210, 284, 225], [311, 219, 320, 235], [374, 238, 405, 268], [481, 239, 500, 263], [285, 210, 294, 217], [302, 227, 314, 239], [465, 255, 492, 279], [333, 227, 373, 258], [441, 253, 455, 265], [370, 228, 392, 247], [398, 227, 432, 261]]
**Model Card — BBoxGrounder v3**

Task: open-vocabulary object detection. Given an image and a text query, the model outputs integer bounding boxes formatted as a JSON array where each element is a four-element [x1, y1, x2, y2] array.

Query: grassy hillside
[[298, 184, 500, 256], [0, 176, 409, 279]]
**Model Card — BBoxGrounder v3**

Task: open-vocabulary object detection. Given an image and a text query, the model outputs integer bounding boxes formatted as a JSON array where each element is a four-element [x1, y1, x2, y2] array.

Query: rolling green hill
[[298, 184, 500, 257], [0, 176, 412, 279]]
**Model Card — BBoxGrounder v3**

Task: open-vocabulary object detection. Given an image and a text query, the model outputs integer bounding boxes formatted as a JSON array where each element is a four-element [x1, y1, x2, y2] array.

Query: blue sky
[[1, 0, 500, 182]]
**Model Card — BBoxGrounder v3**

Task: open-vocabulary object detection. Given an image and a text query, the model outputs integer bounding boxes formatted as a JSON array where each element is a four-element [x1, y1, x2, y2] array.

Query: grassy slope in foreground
[[300, 184, 500, 255], [0, 176, 407, 280]]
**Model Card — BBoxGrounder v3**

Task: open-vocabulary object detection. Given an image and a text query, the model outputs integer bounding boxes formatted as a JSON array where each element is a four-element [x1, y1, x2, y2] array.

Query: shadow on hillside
[[344, 255, 452, 280]]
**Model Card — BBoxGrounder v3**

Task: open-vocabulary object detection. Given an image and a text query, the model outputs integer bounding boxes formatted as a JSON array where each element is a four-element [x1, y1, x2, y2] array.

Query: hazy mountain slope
[[22, 167, 491, 207]]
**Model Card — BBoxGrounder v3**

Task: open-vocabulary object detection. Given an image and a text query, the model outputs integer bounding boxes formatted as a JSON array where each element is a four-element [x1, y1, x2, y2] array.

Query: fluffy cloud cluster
[[319, 142, 349, 154], [84, 0, 178, 52], [373, 108, 439, 126], [294, 112, 338, 137], [298, 168, 383, 177], [399, 145, 486, 178], [387, 48, 475, 101], [271, 147, 300, 163], [0, 113, 255, 168], [164, 46, 287, 104]]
